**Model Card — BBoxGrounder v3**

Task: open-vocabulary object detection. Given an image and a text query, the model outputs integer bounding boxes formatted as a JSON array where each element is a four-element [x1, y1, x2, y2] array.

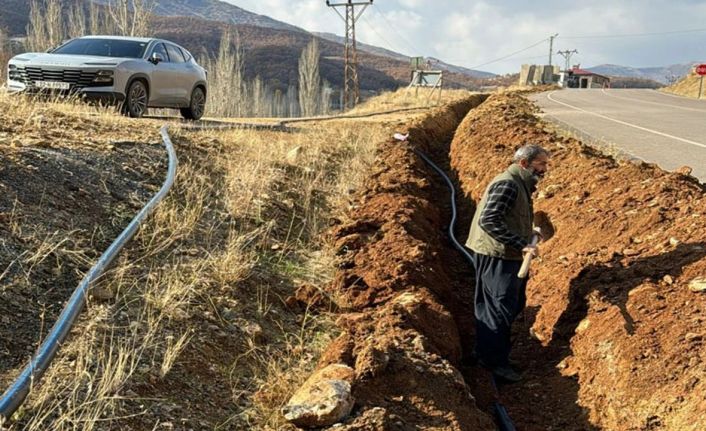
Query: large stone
[[282, 364, 355, 428], [689, 277, 706, 293]]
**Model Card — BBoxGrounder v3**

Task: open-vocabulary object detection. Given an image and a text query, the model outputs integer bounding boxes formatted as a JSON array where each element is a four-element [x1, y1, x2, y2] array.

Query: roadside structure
[[561, 67, 610, 88], [519, 64, 559, 86]]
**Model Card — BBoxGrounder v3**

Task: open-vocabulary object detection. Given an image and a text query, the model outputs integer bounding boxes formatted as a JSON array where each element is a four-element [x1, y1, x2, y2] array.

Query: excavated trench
[[295, 91, 706, 430]]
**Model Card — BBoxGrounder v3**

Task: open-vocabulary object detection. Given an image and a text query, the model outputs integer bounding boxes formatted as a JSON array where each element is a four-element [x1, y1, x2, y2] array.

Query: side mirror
[[149, 52, 164, 65]]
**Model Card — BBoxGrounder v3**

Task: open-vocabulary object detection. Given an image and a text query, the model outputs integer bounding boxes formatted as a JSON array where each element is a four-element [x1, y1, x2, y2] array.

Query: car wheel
[[122, 80, 148, 118], [180, 87, 206, 121]]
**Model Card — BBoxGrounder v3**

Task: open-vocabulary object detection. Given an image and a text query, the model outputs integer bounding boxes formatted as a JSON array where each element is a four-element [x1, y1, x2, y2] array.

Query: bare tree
[[26, 0, 49, 52], [287, 84, 299, 118], [89, 2, 114, 35], [66, 2, 88, 39], [107, 0, 155, 37], [298, 38, 321, 116], [320, 81, 333, 115], [0, 28, 10, 85], [200, 28, 246, 117]]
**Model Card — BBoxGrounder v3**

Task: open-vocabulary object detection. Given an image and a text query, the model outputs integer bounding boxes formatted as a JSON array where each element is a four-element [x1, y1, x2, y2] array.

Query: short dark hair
[[513, 144, 550, 163]]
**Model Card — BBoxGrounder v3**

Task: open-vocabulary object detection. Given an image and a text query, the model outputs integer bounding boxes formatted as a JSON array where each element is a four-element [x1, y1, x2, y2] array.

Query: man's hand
[[522, 244, 539, 258]]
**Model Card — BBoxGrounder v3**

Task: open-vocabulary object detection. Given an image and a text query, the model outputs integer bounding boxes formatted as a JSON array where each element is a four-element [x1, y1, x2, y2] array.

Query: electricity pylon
[[326, 0, 373, 110]]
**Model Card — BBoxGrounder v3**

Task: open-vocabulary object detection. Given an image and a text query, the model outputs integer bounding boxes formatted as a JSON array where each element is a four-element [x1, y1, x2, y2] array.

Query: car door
[[147, 42, 171, 106], [164, 43, 192, 105]]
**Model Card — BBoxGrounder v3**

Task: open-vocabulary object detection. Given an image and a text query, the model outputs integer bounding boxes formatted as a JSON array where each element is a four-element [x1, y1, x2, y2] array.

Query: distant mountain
[[587, 63, 698, 84], [426, 57, 496, 79], [314, 32, 496, 79], [0, 0, 304, 36], [92, 0, 305, 33], [314, 32, 408, 62]]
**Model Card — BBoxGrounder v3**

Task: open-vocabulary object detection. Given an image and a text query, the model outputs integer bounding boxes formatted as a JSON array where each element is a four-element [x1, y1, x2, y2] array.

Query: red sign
[[696, 64, 706, 76]]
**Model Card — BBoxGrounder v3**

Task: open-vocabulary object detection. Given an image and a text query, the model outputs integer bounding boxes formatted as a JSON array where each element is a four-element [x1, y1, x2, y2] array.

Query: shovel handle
[[517, 234, 540, 278]]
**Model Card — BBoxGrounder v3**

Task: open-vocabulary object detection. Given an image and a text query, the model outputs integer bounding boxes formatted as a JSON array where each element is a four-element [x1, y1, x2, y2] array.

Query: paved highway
[[530, 89, 706, 183]]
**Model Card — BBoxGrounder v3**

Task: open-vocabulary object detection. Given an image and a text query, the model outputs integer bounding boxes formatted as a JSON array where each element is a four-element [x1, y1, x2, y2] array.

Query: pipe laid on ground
[[395, 134, 517, 431], [0, 126, 178, 421]]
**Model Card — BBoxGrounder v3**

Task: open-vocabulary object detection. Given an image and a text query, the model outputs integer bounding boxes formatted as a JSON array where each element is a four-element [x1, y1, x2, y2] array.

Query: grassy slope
[[661, 72, 705, 98]]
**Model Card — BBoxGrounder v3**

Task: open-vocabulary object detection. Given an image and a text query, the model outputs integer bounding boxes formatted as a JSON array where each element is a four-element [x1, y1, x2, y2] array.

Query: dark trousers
[[471, 251, 527, 367]]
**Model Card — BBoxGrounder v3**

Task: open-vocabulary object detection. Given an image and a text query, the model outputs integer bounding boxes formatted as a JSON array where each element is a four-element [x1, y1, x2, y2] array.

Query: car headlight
[[8, 64, 20, 80], [93, 70, 114, 85]]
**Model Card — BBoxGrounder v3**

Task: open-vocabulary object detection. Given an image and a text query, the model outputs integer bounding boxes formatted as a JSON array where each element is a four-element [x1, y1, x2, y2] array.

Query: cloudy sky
[[225, 0, 706, 74]]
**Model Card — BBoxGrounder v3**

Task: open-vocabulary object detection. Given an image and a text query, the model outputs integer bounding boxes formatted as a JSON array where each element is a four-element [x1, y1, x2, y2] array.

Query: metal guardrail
[[0, 126, 178, 421]]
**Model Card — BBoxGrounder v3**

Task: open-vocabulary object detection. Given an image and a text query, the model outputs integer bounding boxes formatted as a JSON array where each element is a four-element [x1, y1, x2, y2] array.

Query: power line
[[360, 15, 408, 56], [464, 37, 550, 70], [370, 3, 419, 56]]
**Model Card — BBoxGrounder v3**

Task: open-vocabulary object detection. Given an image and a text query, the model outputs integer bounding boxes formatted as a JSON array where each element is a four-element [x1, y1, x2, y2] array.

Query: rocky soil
[[290, 90, 706, 431], [0, 106, 165, 390], [451, 92, 706, 430]]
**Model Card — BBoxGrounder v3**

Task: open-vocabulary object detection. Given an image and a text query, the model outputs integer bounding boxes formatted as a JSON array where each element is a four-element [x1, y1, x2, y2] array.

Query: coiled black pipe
[[403, 137, 517, 431], [0, 126, 178, 421]]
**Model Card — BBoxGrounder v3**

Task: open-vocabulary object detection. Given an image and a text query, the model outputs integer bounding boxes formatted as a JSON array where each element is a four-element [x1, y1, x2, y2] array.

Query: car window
[[165, 44, 186, 63], [179, 47, 192, 62], [150, 43, 169, 62], [52, 38, 148, 58]]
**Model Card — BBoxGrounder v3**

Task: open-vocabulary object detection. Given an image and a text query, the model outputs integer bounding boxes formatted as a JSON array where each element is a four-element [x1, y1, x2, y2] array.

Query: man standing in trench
[[466, 144, 550, 382]]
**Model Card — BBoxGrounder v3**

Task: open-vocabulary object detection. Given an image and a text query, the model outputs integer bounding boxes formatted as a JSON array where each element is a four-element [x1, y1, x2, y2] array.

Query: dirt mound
[[295, 95, 496, 430], [661, 71, 704, 98], [450, 92, 706, 430]]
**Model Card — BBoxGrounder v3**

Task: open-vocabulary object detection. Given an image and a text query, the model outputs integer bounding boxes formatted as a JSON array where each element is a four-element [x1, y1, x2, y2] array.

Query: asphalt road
[[530, 89, 706, 183]]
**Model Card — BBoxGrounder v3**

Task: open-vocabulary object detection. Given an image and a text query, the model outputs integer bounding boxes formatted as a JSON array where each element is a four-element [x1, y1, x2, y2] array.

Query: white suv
[[7, 36, 208, 120]]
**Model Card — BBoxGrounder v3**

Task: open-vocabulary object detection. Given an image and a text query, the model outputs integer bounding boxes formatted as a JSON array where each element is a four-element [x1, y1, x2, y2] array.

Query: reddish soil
[[318, 95, 497, 430], [308, 90, 706, 431], [450, 93, 706, 430]]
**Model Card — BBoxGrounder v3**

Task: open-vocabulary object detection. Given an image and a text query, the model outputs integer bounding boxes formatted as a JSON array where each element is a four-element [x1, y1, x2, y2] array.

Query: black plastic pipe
[[404, 137, 518, 431], [0, 126, 178, 421]]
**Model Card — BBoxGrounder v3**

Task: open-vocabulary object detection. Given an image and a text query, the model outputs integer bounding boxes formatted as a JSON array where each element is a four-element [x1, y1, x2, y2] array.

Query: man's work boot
[[491, 365, 522, 383]]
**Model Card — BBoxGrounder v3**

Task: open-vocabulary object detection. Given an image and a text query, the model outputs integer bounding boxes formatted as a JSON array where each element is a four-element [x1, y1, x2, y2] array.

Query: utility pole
[[326, 0, 373, 110], [548, 33, 558, 66], [557, 49, 578, 72]]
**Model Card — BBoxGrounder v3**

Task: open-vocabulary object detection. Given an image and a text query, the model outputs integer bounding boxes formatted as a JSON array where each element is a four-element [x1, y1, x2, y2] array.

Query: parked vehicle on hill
[[6, 36, 208, 120]]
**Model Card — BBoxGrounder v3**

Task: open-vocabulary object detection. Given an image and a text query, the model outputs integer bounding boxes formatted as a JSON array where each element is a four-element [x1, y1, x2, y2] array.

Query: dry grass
[[349, 87, 475, 115], [661, 72, 706, 99], [0, 89, 401, 429]]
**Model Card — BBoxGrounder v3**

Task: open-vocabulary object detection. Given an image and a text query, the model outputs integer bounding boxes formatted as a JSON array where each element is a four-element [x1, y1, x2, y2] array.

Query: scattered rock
[[282, 364, 355, 428], [685, 333, 703, 342], [669, 237, 681, 247], [663, 275, 674, 285], [622, 248, 640, 257], [675, 166, 693, 176], [689, 278, 706, 293], [286, 146, 303, 164], [576, 318, 591, 334], [90, 286, 114, 301]]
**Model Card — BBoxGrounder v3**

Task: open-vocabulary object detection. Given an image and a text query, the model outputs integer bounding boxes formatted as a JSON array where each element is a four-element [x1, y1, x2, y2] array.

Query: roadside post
[[696, 64, 706, 99]]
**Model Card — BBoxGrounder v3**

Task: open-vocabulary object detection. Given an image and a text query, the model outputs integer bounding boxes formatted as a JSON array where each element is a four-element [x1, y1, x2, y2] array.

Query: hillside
[[151, 15, 479, 91], [93, 0, 305, 33], [0, 0, 29, 36], [588, 62, 697, 84], [314, 32, 496, 79], [661, 71, 705, 98], [608, 76, 663, 89]]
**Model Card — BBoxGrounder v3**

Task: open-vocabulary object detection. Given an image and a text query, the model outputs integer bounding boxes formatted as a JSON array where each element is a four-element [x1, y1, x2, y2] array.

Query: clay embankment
[[451, 93, 706, 430], [288, 95, 497, 430]]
